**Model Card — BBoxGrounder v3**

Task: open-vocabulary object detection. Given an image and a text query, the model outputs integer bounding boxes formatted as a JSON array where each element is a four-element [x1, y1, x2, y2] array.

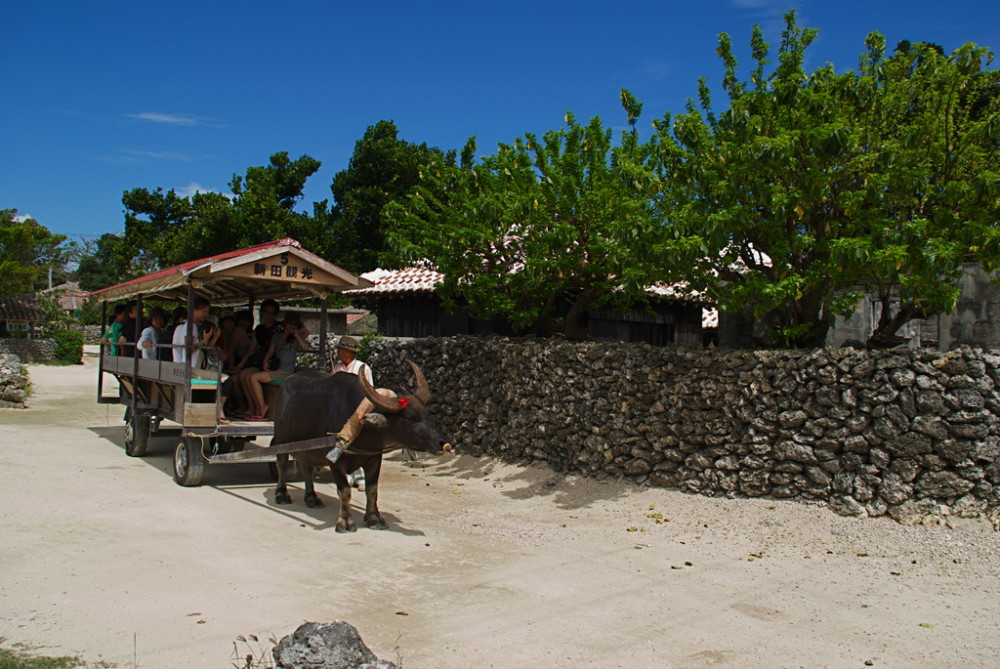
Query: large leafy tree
[[114, 152, 323, 276], [0, 209, 67, 293], [329, 120, 455, 273], [653, 11, 1000, 348], [74, 233, 136, 291], [120, 186, 194, 271], [841, 37, 1000, 346], [387, 105, 676, 340], [229, 151, 323, 248]]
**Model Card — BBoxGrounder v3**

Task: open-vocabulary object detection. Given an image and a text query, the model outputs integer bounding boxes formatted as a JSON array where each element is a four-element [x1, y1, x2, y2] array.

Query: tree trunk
[[868, 301, 923, 349], [564, 292, 596, 341]]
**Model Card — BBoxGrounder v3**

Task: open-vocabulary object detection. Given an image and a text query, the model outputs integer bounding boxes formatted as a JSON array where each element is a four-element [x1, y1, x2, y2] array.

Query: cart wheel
[[173, 436, 206, 487], [124, 414, 152, 457]]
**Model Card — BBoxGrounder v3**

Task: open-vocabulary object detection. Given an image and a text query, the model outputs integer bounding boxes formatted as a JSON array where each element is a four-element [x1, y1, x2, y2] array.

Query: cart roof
[[89, 238, 372, 307]]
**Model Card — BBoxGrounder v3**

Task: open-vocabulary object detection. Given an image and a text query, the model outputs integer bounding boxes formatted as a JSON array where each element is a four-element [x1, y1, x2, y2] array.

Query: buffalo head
[[358, 359, 451, 456]]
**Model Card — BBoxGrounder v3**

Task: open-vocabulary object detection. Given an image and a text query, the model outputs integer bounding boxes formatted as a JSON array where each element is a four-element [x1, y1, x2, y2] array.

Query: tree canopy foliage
[[72, 12, 998, 349], [117, 152, 324, 273], [385, 105, 682, 339], [328, 120, 456, 273], [84, 130, 450, 290], [651, 10, 1000, 347], [0, 209, 66, 293]]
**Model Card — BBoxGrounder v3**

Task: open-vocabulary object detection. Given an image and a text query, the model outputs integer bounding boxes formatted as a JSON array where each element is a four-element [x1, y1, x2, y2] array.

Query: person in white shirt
[[172, 297, 217, 370], [327, 336, 387, 466], [332, 336, 373, 383], [138, 307, 167, 360]]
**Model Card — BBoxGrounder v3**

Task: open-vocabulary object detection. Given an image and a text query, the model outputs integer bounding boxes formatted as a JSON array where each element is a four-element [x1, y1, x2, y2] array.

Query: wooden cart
[[92, 238, 371, 486]]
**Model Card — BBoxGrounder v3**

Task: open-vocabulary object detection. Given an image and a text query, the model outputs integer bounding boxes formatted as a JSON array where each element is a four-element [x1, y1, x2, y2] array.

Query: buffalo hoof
[[365, 514, 388, 530], [336, 518, 357, 533], [274, 489, 292, 505], [305, 493, 324, 509]]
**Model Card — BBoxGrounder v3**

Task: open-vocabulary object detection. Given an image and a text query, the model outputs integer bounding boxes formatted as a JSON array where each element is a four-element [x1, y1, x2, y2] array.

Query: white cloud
[[175, 182, 216, 198], [13, 213, 32, 222], [129, 149, 199, 162], [96, 149, 202, 164], [126, 112, 222, 127]]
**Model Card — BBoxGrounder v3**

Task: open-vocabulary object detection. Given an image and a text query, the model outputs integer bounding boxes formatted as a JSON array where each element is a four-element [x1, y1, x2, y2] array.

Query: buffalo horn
[[359, 371, 405, 414], [408, 360, 431, 404]]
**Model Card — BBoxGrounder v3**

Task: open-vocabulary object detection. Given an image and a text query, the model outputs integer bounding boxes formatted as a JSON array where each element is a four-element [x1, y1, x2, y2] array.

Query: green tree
[[653, 11, 1000, 348], [230, 151, 323, 247], [75, 233, 135, 291], [387, 106, 675, 340], [841, 37, 1000, 346], [329, 120, 454, 272], [115, 152, 325, 274], [120, 187, 193, 270], [0, 209, 67, 293]]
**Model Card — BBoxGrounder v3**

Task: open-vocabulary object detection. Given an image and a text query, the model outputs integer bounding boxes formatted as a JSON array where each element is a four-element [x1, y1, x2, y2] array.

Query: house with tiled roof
[[40, 281, 89, 316], [0, 293, 47, 337], [346, 266, 708, 346]]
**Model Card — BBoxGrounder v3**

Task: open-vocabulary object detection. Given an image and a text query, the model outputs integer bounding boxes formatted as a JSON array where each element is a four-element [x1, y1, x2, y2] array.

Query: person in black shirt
[[158, 307, 186, 361], [118, 300, 140, 357], [230, 300, 281, 417]]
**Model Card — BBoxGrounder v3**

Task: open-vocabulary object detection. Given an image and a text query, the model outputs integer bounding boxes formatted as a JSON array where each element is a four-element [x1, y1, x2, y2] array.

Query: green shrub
[[358, 332, 384, 361], [52, 330, 84, 365]]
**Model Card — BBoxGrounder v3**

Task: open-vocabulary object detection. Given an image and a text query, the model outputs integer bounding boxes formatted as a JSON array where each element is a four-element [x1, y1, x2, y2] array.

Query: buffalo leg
[[274, 454, 292, 505], [329, 466, 356, 532], [302, 463, 322, 509], [363, 458, 386, 529]]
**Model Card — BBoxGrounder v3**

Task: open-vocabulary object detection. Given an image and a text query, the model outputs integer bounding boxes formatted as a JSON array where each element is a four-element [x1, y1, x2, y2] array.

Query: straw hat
[[337, 336, 360, 353]]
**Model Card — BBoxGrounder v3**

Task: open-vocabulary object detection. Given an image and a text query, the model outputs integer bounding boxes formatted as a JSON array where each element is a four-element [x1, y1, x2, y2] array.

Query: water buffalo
[[271, 361, 450, 532]]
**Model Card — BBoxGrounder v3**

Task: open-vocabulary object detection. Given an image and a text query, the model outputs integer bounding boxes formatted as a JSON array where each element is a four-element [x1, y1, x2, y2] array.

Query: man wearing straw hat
[[326, 336, 387, 469]]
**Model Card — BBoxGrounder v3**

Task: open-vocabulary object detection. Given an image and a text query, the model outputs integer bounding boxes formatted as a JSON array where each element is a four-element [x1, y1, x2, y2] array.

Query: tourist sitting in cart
[[230, 300, 282, 416], [138, 307, 168, 360], [243, 311, 310, 421], [118, 300, 140, 357], [218, 310, 250, 374], [171, 298, 218, 372], [100, 303, 127, 355]]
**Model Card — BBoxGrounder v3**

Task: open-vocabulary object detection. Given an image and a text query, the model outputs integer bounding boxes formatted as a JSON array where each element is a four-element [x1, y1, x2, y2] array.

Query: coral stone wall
[[0, 353, 29, 407], [0, 338, 56, 362], [368, 337, 1000, 524]]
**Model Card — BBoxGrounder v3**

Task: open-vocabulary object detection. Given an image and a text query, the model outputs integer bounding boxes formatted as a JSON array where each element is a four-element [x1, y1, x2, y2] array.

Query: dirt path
[[1, 348, 998, 668]]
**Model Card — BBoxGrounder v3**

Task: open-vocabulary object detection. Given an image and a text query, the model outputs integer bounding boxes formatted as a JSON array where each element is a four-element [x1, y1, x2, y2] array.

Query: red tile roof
[[89, 238, 303, 299], [348, 266, 444, 295], [0, 294, 46, 321]]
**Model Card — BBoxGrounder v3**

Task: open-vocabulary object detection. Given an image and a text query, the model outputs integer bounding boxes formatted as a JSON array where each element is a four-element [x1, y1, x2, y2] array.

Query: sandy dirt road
[[1, 348, 999, 668]]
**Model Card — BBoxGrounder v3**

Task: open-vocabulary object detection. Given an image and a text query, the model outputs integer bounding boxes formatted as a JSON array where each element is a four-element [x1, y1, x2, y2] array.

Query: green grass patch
[[0, 640, 115, 669]]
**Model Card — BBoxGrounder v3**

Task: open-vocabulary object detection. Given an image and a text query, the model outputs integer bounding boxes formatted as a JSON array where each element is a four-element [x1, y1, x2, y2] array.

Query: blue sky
[[3, 0, 998, 242]]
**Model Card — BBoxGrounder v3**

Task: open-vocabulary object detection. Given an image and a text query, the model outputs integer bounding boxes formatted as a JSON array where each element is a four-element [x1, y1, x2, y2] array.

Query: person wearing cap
[[326, 336, 387, 466]]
